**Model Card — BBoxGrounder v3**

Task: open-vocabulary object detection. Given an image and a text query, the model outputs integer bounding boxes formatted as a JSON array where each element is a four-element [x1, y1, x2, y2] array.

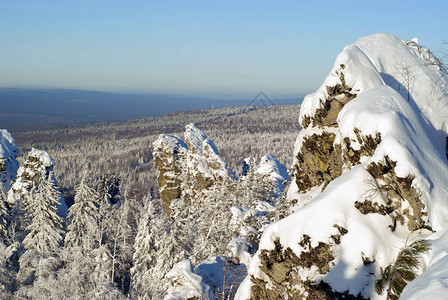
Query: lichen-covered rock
[[153, 134, 188, 215], [365, 156, 429, 232], [343, 129, 382, 168], [153, 123, 232, 216], [308, 69, 357, 128], [248, 226, 355, 299], [238, 34, 448, 299], [11, 148, 54, 193], [292, 62, 369, 194], [294, 131, 342, 191], [0, 129, 19, 191]]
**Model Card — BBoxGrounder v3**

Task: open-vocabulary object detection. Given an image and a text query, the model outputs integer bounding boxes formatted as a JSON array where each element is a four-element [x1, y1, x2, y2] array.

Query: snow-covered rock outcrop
[[237, 34, 448, 299], [0, 129, 19, 192], [8, 148, 68, 217], [256, 154, 289, 191], [153, 123, 232, 215]]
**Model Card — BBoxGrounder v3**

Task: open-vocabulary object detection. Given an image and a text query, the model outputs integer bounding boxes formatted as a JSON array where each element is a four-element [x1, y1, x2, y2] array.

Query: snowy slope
[[237, 34, 448, 299]]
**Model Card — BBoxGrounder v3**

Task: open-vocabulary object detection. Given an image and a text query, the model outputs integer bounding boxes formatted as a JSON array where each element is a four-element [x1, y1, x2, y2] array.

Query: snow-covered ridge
[[238, 34, 448, 299], [300, 33, 448, 132]]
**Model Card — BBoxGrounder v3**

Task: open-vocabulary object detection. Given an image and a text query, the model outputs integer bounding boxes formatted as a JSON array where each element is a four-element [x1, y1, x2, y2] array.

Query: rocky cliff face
[[153, 134, 187, 215], [0, 129, 19, 192], [237, 34, 448, 299], [153, 123, 232, 215]]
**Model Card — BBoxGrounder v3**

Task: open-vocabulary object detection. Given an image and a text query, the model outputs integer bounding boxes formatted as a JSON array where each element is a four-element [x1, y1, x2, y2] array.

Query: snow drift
[[237, 33, 448, 299]]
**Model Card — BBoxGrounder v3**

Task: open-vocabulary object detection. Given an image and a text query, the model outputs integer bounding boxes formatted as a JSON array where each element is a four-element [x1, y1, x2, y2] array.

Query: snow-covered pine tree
[[53, 244, 96, 297], [149, 223, 188, 297], [0, 184, 13, 297], [130, 197, 160, 298], [0, 243, 13, 297], [189, 185, 236, 261], [130, 194, 189, 298], [99, 175, 122, 205], [90, 244, 113, 291], [17, 177, 63, 294], [65, 177, 100, 251], [0, 184, 8, 240], [106, 200, 133, 294], [56, 176, 125, 298], [130, 201, 152, 297], [229, 164, 278, 241]]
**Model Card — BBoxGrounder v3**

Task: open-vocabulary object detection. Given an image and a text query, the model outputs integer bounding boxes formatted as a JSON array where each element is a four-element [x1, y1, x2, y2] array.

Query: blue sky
[[1, 0, 447, 98]]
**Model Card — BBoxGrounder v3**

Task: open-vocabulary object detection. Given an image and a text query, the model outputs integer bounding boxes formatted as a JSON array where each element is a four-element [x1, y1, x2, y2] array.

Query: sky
[[1, 0, 447, 99]]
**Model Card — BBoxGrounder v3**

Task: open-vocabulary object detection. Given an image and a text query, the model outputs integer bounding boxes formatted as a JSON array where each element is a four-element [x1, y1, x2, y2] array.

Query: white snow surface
[[0, 129, 19, 191], [152, 134, 188, 159], [184, 123, 230, 180], [30, 147, 54, 167], [400, 231, 448, 299], [164, 259, 213, 300], [196, 256, 247, 298], [184, 123, 209, 155], [166, 256, 247, 300], [227, 237, 252, 267], [0, 129, 18, 159], [237, 34, 448, 299], [256, 154, 289, 191], [300, 33, 448, 132]]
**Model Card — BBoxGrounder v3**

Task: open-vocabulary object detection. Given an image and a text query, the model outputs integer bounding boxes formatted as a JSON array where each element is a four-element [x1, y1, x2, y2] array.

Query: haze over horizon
[[1, 0, 447, 99]]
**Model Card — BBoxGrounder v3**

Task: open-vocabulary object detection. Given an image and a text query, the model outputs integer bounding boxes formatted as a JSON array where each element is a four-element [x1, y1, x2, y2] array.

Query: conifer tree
[[17, 178, 63, 290], [57, 176, 125, 298], [65, 177, 99, 251], [130, 199, 158, 297], [99, 175, 122, 205], [0, 184, 8, 240], [375, 239, 431, 300], [91, 245, 113, 288], [131, 196, 179, 298], [0, 185, 13, 297]]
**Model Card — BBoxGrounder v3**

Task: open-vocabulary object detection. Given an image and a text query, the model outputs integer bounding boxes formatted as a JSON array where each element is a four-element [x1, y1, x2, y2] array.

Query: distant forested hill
[[0, 87, 301, 130]]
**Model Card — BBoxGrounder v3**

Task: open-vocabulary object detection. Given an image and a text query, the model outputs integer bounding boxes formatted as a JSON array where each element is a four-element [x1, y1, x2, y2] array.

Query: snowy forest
[[0, 104, 300, 299]]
